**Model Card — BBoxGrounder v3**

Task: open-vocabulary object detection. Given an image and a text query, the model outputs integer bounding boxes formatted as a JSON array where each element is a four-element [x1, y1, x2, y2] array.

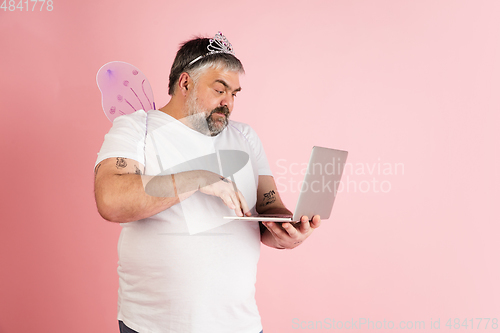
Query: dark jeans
[[119, 321, 139, 333], [119, 321, 263, 333]]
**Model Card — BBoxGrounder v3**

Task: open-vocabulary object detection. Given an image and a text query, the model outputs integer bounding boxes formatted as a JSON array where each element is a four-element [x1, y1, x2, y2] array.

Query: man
[[94, 32, 321, 333]]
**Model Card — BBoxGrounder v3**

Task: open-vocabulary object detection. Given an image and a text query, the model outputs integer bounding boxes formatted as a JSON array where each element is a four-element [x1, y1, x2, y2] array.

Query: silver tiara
[[187, 32, 235, 66]]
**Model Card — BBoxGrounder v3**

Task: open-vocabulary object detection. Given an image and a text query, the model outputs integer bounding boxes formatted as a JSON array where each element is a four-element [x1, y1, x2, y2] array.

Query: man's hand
[[261, 215, 321, 249], [256, 175, 321, 249], [197, 171, 251, 217]]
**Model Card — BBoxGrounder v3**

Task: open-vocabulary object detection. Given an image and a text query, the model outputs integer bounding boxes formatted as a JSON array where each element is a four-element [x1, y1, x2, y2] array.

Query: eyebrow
[[215, 79, 242, 93]]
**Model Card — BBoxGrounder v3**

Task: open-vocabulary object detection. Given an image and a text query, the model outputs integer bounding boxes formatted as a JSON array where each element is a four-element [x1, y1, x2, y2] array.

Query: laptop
[[224, 146, 348, 222]]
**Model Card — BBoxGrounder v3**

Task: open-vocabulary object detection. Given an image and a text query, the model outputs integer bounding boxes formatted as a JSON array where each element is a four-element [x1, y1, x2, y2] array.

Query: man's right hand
[[196, 171, 251, 217]]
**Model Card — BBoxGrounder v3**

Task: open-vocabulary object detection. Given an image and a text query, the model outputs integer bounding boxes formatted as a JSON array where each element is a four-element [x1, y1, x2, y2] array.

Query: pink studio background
[[1, 1, 499, 332]]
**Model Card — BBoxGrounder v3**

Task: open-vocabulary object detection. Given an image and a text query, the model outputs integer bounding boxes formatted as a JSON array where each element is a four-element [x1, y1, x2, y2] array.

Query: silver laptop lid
[[292, 146, 348, 221]]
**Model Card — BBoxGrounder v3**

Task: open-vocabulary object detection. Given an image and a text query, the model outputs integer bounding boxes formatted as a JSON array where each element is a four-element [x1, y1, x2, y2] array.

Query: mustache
[[208, 106, 230, 118]]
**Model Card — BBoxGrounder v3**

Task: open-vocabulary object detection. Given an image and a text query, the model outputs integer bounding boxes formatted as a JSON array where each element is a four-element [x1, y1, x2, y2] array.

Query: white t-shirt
[[95, 110, 272, 333]]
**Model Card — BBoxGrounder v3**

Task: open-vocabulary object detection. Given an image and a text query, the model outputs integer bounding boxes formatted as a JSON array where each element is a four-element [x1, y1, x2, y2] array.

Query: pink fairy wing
[[96, 61, 155, 122]]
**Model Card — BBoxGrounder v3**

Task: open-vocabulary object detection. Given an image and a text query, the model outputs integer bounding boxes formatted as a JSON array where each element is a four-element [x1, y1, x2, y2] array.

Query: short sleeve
[[242, 125, 273, 177], [95, 110, 148, 167]]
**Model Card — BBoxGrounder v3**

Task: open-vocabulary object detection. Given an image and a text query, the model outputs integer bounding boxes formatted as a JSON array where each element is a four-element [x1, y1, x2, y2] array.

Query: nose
[[220, 94, 234, 112]]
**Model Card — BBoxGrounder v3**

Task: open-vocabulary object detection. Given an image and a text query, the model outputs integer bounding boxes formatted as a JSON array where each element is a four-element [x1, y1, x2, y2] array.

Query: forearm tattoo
[[220, 176, 230, 183], [260, 190, 276, 207], [116, 157, 127, 169]]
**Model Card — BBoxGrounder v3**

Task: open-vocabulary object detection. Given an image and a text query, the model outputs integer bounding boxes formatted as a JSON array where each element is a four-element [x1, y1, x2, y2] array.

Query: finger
[[224, 180, 244, 217], [264, 221, 288, 239], [262, 222, 278, 237], [281, 222, 300, 238], [228, 192, 244, 217], [231, 196, 243, 217], [300, 220, 312, 234], [236, 190, 251, 216], [311, 215, 321, 229], [298, 215, 312, 234], [267, 222, 295, 246], [221, 193, 236, 211]]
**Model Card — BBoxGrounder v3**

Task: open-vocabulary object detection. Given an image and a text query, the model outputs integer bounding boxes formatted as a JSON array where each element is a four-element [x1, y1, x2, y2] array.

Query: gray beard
[[186, 93, 230, 136]]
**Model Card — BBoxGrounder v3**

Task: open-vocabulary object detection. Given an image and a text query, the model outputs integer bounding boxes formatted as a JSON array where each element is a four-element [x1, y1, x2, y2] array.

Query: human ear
[[178, 72, 192, 96]]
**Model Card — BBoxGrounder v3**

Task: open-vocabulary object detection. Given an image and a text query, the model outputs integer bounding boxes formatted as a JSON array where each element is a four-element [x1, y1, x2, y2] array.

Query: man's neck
[[158, 96, 186, 120], [159, 96, 207, 134]]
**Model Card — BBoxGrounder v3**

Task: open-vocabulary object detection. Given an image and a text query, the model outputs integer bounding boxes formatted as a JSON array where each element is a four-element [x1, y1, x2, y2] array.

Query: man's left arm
[[256, 175, 321, 249]]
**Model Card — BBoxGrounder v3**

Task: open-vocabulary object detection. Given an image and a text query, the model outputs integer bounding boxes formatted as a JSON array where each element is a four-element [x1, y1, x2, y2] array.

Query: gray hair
[[168, 37, 244, 95]]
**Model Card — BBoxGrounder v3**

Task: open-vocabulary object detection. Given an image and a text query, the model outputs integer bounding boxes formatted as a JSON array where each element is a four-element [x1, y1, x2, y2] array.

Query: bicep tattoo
[[116, 157, 127, 169]]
